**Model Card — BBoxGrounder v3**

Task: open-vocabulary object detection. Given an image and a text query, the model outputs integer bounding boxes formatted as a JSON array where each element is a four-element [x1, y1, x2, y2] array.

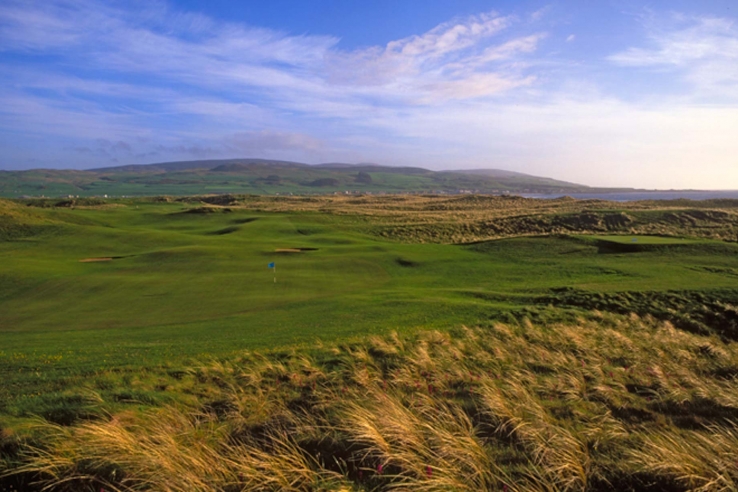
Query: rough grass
[[175, 194, 738, 244], [3, 313, 738, 491], [539, 288, 738, 341], [0, 199, 61, 241]]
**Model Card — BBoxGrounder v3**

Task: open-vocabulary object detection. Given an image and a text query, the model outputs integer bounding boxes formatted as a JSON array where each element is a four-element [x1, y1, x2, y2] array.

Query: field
[[2, 195, 738, 491]]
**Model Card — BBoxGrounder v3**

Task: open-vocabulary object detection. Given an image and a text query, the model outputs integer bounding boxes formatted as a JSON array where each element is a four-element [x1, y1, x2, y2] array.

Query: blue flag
[[268, 262, 275, 268]]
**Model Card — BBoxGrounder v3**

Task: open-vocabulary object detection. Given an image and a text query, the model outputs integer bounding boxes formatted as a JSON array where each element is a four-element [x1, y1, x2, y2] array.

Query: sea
[[520, 191, 738, 202]]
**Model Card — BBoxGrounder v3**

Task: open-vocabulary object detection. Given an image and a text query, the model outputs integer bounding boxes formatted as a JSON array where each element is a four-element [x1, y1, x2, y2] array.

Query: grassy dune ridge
[[2, 195, 738, 490], [171, 194, 738, 243]]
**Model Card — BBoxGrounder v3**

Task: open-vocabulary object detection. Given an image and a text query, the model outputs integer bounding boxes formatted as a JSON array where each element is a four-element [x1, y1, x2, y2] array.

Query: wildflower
[[377, 463, 383, 474], [426, 465, 433, 477]]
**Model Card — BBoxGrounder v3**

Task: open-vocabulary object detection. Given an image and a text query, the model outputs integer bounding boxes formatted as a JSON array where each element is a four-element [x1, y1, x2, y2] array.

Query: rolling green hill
[[0, 159, 598, 198]]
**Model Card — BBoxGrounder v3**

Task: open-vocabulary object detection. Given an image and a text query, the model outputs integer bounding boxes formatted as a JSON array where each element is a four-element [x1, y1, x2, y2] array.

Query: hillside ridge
[[0, 158, 596, 198]]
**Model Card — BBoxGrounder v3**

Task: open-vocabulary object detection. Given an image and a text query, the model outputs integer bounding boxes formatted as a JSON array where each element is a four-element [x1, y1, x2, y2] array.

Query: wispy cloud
[[609, 14, 738, 99], [0, 0, 546, 166], [325, 14, 542, 102], [0, 1, 86, 50], [0, 2, 540, 105]]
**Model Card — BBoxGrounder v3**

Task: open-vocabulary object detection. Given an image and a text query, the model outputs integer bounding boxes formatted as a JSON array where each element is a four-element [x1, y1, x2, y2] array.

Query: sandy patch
[[274, 247, 319, 253]]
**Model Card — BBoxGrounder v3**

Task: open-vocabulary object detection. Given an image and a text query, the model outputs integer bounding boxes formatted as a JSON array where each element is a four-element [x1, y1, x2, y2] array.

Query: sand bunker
[[274, 247, 319, 253]]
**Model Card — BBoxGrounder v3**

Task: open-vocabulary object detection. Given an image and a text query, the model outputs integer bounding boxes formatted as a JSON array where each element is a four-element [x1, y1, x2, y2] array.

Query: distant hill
[[0, 158, 603, 198], [87, 158, 310, 173], [453, 168, 538, 178]]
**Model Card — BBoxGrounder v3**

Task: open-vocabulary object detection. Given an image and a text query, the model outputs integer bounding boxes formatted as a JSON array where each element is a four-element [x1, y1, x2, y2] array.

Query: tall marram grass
[[341, 389, 505, 491], [629, 423, 738, 492], [4, 312, 738, 491], [12, 409, 342, 492]]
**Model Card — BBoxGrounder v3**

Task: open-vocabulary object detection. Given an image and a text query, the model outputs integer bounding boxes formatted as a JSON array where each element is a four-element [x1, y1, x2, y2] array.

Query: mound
[[0, 199, 58, 241], [380, 208, 738, 244]]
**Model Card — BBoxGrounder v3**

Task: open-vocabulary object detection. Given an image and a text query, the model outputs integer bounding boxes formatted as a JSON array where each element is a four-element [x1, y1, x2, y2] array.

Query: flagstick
[[274, 264, 276, 283]]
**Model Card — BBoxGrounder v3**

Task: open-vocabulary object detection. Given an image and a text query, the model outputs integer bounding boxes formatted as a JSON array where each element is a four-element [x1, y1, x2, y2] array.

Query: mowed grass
[[2, 201, 738, 419]]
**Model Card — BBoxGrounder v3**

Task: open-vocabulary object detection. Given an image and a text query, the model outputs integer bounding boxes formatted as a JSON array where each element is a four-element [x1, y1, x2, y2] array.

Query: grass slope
[[2, 195, 738, 491]]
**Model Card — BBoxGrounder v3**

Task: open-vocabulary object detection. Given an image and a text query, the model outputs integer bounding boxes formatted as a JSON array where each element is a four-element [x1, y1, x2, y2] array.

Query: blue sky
[[0, 0, 737, 188]]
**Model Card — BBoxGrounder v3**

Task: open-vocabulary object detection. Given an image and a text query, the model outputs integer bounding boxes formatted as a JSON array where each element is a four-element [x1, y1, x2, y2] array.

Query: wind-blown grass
[[5, 312, 738, 491]]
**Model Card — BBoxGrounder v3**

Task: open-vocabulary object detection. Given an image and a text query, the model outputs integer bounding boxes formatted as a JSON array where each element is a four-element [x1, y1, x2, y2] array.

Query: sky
[[0, 0, 737, 189]]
